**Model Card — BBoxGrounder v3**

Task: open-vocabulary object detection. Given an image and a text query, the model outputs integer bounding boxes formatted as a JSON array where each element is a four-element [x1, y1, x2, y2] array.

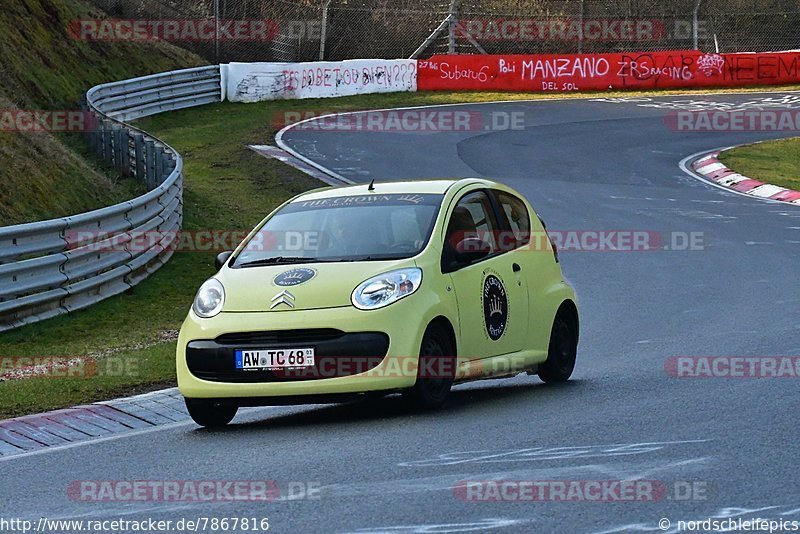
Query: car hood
[[217, 259, 415, 312]]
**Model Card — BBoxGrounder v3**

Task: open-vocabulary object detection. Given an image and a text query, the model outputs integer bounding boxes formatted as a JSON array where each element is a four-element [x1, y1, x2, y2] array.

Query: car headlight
[[192, 278, 225, 318], [352, 268, 422, 310]]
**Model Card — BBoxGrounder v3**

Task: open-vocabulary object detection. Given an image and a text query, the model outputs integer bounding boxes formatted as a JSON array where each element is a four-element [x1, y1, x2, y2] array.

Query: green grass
[[719, 137, 800, 192], [4, 85, 800, 418], [0, 0, 203, 226]]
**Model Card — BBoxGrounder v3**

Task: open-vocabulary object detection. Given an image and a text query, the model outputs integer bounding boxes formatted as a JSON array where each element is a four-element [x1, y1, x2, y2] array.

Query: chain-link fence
[[88, 0, 800, 63]]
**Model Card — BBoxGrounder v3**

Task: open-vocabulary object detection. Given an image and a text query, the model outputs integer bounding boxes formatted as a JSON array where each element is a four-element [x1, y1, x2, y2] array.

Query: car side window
[[445, 191, 499, 254], [496, 191, 531, 249]]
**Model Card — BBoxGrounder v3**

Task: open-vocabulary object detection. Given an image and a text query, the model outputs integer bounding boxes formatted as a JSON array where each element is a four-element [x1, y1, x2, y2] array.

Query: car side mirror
[[452, 236, 492, 264], [215, 251, 234, 270]]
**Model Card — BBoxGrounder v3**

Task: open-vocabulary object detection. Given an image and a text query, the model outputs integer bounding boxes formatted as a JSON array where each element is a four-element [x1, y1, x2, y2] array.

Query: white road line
[[0, 420, 194, 463]]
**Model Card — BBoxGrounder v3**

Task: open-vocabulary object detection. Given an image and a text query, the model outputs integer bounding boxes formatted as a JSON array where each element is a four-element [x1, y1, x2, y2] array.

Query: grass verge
[[719, 137, 800, 192], [2, 86, 800, 418]]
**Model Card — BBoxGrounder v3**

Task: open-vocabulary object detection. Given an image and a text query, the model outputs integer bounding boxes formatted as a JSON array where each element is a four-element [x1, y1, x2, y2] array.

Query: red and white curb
[[0, 388, 191, 458], [693, 152, 800, 204]]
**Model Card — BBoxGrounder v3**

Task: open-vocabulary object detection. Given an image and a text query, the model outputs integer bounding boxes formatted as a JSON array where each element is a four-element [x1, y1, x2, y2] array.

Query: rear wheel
[[405, 325, 455, 409], [185, 399, 238, 428], [538, 311, 578, 383]]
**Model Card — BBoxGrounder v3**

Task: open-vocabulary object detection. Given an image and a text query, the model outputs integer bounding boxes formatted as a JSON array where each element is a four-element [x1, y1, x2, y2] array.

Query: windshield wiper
[[237, 256, 318, 268]]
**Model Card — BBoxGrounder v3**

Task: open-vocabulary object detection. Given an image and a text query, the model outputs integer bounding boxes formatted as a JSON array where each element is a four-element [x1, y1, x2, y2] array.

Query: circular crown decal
[[274, 268, 316, 287], [482, 275, 508, 341]]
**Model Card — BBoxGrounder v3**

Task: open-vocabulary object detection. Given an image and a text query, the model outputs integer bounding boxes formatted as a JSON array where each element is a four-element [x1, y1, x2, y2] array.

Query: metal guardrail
[[0, 65, 222, 332]]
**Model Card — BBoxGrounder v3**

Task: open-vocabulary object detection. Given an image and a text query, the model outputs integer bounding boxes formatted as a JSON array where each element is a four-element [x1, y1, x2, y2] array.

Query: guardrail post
[[112, 124, 123, 172], [118, 128, 131, 177], [162, 153, 174, 178], [89, 114, 102, 156], [101, 120, 113, 164], [133, 133, 146, 182], [154, 145, 165, 185], [145, 140, 156, 190]]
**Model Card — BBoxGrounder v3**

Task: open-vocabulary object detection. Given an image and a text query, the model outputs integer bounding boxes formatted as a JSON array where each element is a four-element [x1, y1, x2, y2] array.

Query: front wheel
[[405, 325, 455, 410], [185, 399, 238, 428], [538, 312, 578, 383]]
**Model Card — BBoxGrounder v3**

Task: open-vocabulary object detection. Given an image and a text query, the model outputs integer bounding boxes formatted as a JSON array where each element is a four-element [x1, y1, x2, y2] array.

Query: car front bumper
[[177, 303, 431, 402]]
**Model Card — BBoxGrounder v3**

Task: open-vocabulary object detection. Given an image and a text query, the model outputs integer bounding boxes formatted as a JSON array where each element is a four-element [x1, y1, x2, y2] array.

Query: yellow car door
[[491, 189, 553, 354], [442, 190, 529, 363]]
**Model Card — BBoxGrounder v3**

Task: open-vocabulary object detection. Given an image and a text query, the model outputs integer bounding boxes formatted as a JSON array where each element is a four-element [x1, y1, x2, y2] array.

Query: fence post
[[447, 0, 460, 54], [577, 0, 585, 54], [319, 0, 332, 61], [214, 0, 220, 63], [693, 0, 702, 50]]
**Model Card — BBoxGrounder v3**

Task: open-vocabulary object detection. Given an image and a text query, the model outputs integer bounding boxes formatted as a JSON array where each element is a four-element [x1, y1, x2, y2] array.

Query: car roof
[[294, 178, 497, 201]]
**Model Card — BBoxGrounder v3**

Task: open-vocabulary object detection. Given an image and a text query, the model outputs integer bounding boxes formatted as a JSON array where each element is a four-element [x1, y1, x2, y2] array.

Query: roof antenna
[[368, 179, 376, 192]]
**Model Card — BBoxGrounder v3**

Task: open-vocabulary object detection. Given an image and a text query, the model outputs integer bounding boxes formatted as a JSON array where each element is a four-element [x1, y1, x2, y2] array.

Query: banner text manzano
[[418, 51, 800, 93]]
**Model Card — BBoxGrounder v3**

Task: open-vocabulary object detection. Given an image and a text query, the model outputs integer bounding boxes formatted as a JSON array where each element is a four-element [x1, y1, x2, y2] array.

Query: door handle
[[512, 263, 521, 273]]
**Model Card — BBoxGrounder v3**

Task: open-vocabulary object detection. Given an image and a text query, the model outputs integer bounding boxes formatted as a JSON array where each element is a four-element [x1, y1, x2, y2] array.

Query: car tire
[[185, 399, 238, 428], [405, 324, 456, 410], [538, 311, 578, 383]]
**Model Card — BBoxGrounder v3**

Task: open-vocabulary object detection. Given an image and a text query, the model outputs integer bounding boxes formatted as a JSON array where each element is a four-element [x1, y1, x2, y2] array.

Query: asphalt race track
[[2, 92, 799, 533]]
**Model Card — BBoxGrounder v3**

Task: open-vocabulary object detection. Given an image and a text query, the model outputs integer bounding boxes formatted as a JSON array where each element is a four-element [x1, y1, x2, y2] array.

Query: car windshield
[[233, 193, 443, 267]]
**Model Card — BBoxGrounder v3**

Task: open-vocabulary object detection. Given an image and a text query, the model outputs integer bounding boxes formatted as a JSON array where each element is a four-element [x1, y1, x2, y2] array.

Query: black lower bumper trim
[[185, 391, 397, 407], [186, 331, 390, 383]]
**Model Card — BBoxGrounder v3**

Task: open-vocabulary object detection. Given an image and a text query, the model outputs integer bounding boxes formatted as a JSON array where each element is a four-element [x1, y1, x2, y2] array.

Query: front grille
[[215, 329, 344, 346]]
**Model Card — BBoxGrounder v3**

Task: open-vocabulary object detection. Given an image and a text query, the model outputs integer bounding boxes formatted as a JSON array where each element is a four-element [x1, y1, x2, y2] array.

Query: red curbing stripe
[[771, 190, 800, 201], [695, 157, 720, 169], [731, 179, 765, 192], [692, 150, 800, 205]]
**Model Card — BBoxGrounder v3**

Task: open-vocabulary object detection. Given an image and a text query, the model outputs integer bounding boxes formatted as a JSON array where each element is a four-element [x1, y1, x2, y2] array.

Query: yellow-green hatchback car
[[178, 178, 579, 427]]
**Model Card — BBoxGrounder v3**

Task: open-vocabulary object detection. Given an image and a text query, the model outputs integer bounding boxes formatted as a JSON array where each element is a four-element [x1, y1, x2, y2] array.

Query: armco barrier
[[0, 66, 222, 332], [417, 50, 800, 92]]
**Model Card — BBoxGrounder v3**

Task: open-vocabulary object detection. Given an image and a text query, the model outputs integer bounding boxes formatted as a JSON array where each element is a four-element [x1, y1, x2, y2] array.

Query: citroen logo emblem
[[270, 290, 296, 309]]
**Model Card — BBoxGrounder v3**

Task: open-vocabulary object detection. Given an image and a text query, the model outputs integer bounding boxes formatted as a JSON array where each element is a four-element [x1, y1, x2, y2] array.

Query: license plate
[[235, 348, 315, 371]]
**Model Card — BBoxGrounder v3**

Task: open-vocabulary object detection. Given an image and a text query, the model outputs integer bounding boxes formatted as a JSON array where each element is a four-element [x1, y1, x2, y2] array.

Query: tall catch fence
[[90, 0, 800, 63]]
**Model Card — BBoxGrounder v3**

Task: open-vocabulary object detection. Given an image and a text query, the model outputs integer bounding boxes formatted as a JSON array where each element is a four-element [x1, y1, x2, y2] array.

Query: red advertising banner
[[417, 51, 800, 92]]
